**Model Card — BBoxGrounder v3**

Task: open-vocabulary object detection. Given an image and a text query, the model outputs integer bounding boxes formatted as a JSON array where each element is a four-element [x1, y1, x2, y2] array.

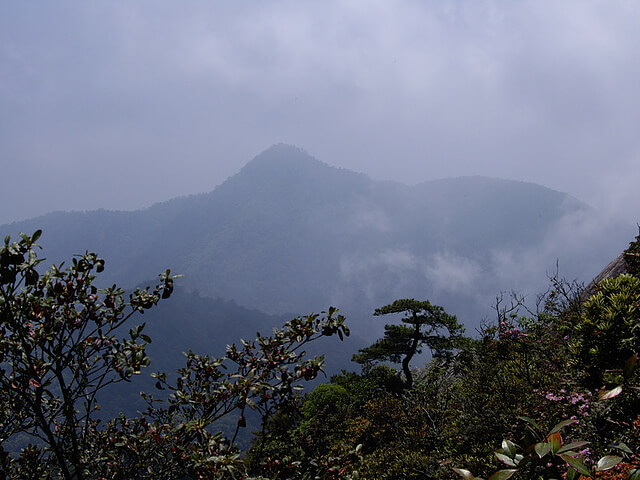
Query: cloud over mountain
[[1, 145, 630, 339]]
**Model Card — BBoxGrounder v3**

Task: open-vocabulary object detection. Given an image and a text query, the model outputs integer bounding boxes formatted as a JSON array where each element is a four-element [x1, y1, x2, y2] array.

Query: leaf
[[452, 467, 475, 480], [488, 470, 517, 480], [535, 442, 552, 458], [608, 441, 633, 455], [517, 416, 542, 431], [558, 441, 590, 453], [547, 432, 563, 453], [566, 467, 580, 480], [31, 230, 42, 242], [559, 454, 592, 477], [596, 455, 622, 472], [502, 439, 518, 458], [495, 453, 517, 467], [599, 385, 623, 400], [550, 418, 578, 433]]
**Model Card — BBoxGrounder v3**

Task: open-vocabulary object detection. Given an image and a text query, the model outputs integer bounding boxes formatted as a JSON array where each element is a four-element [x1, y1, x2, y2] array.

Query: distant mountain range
[[1, 144, 631, 340]]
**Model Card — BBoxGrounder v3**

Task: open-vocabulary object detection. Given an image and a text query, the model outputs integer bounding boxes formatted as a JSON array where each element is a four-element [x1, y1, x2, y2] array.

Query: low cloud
[[2, 1, 640, 225], [335, 201, 634, 337], [423, 252, 482, 294], [489, 204, 633, 308]]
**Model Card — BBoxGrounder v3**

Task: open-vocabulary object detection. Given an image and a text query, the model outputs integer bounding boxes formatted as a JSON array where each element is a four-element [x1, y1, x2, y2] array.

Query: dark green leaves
[[559, 454, 592, 477], [355, 298, 466, 389], [0, 231, 179, 478]]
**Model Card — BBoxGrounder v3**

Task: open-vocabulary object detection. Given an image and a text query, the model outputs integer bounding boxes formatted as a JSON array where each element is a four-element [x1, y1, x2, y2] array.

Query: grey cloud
[[488, 202, 633, 304], [336, 248, 483, 316], [423, 252, 482, 295], [2, 1, 640, 225]]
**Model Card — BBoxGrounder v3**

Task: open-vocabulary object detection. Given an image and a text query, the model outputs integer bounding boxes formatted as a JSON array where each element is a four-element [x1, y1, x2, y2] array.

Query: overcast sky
[[2, 0, 640, 226]]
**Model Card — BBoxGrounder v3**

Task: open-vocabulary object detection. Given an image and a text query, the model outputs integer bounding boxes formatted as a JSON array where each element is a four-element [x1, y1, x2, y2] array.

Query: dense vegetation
[[1, 231, 639, 479], [0, 231, 350, 478], [246, 237, 640, 480]]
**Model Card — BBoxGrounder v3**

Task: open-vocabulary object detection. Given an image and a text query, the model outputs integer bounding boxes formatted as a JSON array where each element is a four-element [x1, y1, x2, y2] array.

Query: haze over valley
[[1, 0, 638, 394], [3, 4, 640, 476], [1, 144, 632, 349]]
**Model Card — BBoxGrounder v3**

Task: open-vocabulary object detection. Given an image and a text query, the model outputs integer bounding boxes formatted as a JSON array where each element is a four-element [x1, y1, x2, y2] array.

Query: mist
[[2, 1, 640, 226], [332, 192, 633, 339]]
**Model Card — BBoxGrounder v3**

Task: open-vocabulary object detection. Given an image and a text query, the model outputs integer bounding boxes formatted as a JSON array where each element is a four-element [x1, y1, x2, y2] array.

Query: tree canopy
[[0, 231, 350, 479], [352, 299, 465, 388], [3, 230, 640, 479]]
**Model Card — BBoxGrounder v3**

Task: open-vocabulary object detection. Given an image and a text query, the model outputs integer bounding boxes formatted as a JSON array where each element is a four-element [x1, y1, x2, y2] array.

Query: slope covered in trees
[[2, 232, 639, 479], [1, 144, 629, 339], [247, 235, 640, 480]]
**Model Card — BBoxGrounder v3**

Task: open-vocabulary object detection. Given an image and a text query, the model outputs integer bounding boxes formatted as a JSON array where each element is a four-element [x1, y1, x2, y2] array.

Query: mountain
[[0, 144, 631, 338]]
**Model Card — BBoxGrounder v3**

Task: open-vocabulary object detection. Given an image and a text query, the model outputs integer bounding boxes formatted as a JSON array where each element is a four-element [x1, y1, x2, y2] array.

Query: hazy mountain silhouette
[[1, 144, 630, 338]]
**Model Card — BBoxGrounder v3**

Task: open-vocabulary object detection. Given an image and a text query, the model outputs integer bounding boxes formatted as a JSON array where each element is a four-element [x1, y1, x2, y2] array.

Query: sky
[[2, 0, 640, 226]]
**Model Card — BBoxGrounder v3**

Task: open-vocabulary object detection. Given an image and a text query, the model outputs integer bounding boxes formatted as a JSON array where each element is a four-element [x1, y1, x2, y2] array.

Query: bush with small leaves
[[0, 231, 177, 479], [0, 232, 352, 479]]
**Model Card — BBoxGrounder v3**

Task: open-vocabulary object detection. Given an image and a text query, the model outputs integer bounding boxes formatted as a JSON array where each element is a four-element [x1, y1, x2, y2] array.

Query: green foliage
[[624, 234, 640, 275], [301, 384, 350, 427], [357, 447, 444, 480], [352, 299, 466, 388], [332, 364, 404, 403], [249, 274, 640, 480], [247, 364, 409, 479], [0, 232, 352, 479], [456, 415, 633, 480], [0, 230, 176, 479], [570, 274, 640, 388]]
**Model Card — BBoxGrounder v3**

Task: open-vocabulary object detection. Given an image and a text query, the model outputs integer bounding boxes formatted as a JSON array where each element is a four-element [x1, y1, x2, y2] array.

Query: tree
[[0, 231, 351, 479], [623, 233, 640, 276], [352, 299, 465, 389], [0, 230, 177, 479]]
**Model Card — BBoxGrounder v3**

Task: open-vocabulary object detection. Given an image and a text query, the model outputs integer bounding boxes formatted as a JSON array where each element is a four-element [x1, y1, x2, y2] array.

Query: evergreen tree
[[352, 299, 465, 389]]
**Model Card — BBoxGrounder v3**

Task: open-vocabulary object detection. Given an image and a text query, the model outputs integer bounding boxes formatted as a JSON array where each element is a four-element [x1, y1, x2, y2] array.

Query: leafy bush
[[569, 274, 640, 388], [0, 231, 350, 479]]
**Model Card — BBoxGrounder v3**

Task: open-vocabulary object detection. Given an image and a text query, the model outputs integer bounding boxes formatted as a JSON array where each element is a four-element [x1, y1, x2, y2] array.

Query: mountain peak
[[227, 144, 369, 193], [241, 144, 325, 173], [259, 143, 310, 158]]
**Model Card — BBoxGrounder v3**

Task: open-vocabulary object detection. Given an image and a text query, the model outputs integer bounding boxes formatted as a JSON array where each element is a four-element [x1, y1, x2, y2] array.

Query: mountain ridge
[[0, 145, 629, 337], [2, 146, 572, 230]]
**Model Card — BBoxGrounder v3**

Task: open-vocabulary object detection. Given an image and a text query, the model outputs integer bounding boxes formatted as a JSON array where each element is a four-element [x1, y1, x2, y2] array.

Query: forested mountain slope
[[1, 144, 629, 336]]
